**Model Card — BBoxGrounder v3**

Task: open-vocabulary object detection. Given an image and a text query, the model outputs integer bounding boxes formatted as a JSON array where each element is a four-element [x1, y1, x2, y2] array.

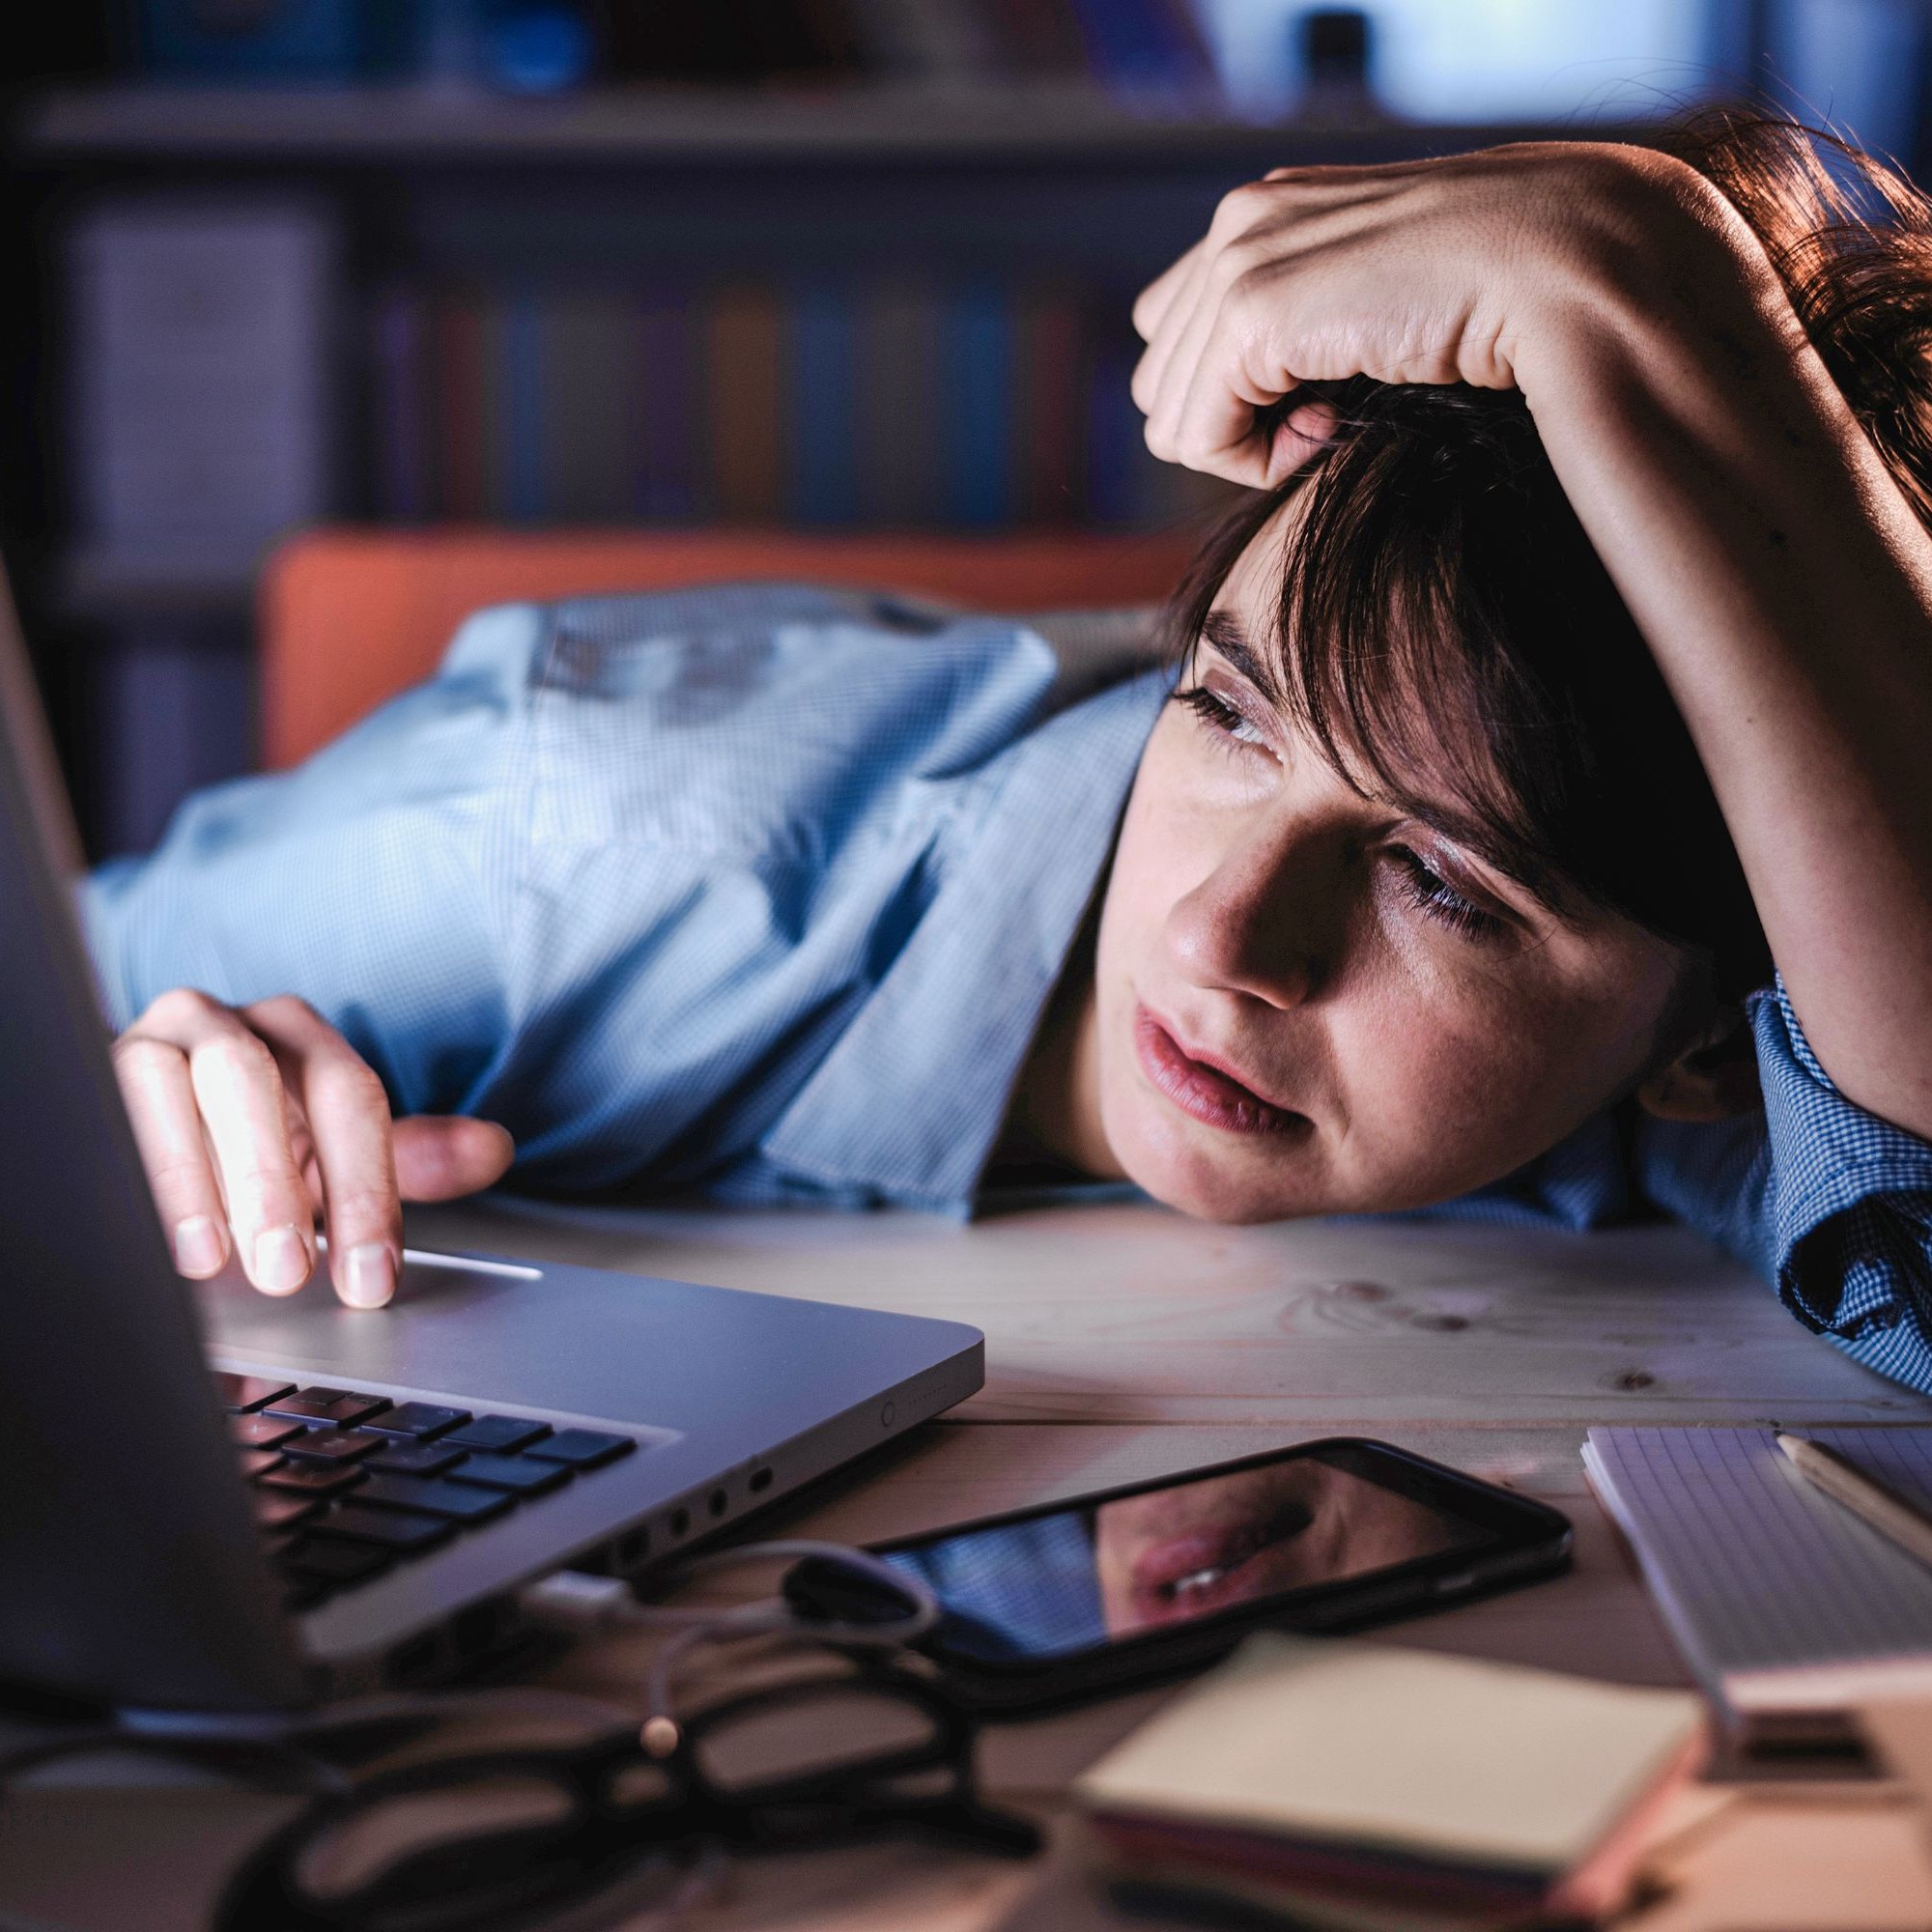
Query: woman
[[84, 115, 1932, 1396]]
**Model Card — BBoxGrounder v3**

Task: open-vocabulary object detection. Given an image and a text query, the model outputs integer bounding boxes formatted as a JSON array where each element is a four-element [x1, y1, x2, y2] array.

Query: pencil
[[1776, 1433, 1932, 1572]]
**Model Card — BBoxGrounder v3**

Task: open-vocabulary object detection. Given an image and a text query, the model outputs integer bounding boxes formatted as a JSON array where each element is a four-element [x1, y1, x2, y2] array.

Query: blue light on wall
[[1188, 0, 1929, 145]]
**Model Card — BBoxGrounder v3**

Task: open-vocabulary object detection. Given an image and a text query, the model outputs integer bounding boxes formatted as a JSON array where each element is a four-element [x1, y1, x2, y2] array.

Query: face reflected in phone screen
[[1091, 1454, 1486, 1634], [879, 1450, 1497, 1662]]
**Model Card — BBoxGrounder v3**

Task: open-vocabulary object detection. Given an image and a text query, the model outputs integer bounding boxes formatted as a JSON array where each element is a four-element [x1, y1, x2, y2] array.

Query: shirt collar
[[758, 665, 1170, 1212]]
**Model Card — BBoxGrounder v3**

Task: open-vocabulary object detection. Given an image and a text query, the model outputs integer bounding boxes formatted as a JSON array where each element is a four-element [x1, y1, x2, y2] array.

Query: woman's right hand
[[110, 988, 516, 1309]]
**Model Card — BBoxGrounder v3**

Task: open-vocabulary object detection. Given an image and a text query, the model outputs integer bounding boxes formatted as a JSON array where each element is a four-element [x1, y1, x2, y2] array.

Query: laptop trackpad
[[192, 1245, 679, 1433], [190, 1239, 963, 1445]]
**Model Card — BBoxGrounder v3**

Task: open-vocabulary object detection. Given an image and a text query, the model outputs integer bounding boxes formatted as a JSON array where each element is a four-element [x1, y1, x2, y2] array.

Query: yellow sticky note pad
[[1075, 1633, 1707, 1876]]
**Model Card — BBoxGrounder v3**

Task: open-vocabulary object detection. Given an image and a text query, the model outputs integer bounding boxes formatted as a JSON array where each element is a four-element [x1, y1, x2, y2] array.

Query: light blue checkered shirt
[[77, 585, 1932, 1397]]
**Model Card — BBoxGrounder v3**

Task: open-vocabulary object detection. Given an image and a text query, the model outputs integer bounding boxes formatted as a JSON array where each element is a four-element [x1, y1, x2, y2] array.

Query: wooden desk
[[4, 1199, 1931, 1932]]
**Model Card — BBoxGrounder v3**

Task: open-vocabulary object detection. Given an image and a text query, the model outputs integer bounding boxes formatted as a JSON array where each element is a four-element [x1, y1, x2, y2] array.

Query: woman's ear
[[1636, 1005, 1762, 1122]]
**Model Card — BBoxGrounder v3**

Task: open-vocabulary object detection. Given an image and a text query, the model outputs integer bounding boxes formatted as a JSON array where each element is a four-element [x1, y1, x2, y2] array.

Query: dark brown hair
[[1166, 111, 1932, 1005]]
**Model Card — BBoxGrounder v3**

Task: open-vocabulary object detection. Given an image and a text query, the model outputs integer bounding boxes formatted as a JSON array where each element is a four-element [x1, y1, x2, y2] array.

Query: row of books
[[366, 276, 1221, 531], [842, 0, 1213, 92], [137, 0, 1216, 95]]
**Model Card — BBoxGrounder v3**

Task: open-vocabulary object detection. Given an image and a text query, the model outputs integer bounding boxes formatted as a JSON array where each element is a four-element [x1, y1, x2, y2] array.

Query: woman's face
[[1092, 526, 1692, 1225]]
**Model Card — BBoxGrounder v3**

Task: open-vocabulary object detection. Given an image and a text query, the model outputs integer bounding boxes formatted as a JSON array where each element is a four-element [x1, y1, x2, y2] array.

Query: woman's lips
[[1129, 1529, 1254, 1597], [1123, 1516, 1308, 1624], [1133, 1007, 1302, 1136]]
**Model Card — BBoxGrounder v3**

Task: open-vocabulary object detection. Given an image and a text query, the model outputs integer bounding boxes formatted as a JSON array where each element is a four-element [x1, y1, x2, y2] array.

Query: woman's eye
[[1176, 684, 1272, 753], [1387, 847, 1505, 942]]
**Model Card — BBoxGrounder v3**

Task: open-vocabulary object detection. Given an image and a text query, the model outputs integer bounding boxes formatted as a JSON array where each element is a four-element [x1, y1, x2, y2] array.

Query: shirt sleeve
[[74, 603, 537, 1121], [1639, 979, 1932, 1394]]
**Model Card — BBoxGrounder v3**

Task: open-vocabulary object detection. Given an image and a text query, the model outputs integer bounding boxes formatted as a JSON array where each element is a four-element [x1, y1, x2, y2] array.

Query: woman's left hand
[[1130, 142, 1685, 487]]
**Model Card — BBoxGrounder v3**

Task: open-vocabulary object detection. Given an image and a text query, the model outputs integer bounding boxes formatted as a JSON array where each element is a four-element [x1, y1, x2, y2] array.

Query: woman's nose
[[1165, 824, 1333, 1009]]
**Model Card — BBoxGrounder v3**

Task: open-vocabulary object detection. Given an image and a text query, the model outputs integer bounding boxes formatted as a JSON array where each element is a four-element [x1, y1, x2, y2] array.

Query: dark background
[[4, 1, 1924, 859]]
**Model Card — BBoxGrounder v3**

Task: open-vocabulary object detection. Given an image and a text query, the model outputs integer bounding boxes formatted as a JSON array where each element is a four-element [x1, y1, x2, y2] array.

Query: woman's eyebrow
[[1199, 611, 1284, 708]]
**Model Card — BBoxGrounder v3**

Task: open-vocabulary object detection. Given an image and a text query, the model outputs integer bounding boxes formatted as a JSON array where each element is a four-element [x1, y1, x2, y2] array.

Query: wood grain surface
[[413, 1199, 1932, 1426], [5, 1196, 1929, 1932]]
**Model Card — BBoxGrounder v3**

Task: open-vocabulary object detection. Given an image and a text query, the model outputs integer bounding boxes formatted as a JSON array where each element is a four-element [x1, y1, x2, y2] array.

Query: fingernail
[[253, 1224, 311, 1294], [342, 1241, 396, 1311], [172, 1214, 226, 1277]]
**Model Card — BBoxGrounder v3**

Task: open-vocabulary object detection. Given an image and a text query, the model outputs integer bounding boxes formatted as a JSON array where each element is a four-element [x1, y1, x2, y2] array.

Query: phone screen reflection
[[1092, 1454, 1488, 1634], [879, 1450, 1494, 1662]]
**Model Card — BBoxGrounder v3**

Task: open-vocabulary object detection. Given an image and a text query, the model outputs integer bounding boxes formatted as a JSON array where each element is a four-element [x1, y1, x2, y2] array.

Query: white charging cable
[[516, 1539, 941, 1756]]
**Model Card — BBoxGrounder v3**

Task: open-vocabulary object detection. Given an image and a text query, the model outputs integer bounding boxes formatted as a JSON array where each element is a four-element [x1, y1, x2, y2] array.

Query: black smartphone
[[854, 1437, 1571, 1711]]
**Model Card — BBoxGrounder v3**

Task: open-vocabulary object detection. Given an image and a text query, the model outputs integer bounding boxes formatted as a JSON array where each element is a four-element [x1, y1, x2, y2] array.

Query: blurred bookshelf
[[6, 88, 1532, 855], [22, 78, 1407, 162], [26, 84, 1645, 611], [7, 0, 1760, 855]]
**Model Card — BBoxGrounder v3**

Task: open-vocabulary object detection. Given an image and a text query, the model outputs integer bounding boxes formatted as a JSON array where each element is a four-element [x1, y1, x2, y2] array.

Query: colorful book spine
[[138, 0, 359, 79], [942, 282, 1014, 528], [982, 0, 1088, 76], [706, 282, 784, 523], [432, 286, 488, 522], [370, 284, 427, 520], [476, 294, 514, 520], [368, 269, 1191, 532], [501, 287, 545, 524], [540, 291, 638, 523], [1083, 332, 1145, 526], [637, 289, 698, 520], [856, 278, 941, 526], [788, 282, 859, 526], [1065, 0, 1212, 94], [1014, 283, 1084, 525]]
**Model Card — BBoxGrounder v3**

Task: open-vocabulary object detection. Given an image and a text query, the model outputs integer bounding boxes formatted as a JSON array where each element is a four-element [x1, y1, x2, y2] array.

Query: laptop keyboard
[[214, 1373, 637, 1611]]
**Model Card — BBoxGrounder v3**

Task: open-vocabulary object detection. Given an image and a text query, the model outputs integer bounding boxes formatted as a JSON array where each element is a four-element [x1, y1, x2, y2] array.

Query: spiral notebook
[[1582, 1426, 1932, 1744]]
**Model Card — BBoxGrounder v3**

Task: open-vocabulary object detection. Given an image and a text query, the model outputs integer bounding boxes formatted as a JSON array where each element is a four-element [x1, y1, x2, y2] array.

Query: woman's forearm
[[1518, 163, 1932, 1134]]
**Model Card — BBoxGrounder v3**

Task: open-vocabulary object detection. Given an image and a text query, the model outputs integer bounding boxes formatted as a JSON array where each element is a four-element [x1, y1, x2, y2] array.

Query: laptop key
[[253, 1491, 321, 1531], [356, 1472, 514, 1523], [215, 1374, 297, 1414], [443, 1416, 551, 1454], [356, 1403, 470, 1439], [525, 1429, 636, 1470], [264, 1388, 392, 1427], [258, 1461, 366, 1498], [280, 1538, 390, 1584], [237, 1447, 285, 1480], [360, 1437, 468, 1478], [310, 1503, 452, 1553], [447, 1453, 571, 1496], [267, 1381, 346, 1405], [231, 1412, 304, 1450], [280, 1428, 381, 1465]]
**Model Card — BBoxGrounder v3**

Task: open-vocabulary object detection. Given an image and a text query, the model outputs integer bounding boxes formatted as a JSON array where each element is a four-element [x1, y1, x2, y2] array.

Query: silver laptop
[[0, 575, 982, 1714]]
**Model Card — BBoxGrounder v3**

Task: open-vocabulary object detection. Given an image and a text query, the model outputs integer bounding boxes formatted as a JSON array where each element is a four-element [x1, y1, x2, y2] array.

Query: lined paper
[[1583, 1428, 1932, 1711]]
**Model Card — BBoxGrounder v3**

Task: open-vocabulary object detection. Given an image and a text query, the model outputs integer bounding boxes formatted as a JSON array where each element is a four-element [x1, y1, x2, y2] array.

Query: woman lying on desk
[[83, 112, 1932, 1395]]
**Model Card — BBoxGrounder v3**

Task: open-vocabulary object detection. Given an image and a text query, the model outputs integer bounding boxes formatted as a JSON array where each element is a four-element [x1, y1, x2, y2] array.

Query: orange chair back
[[259, 526, 1203, 770]]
